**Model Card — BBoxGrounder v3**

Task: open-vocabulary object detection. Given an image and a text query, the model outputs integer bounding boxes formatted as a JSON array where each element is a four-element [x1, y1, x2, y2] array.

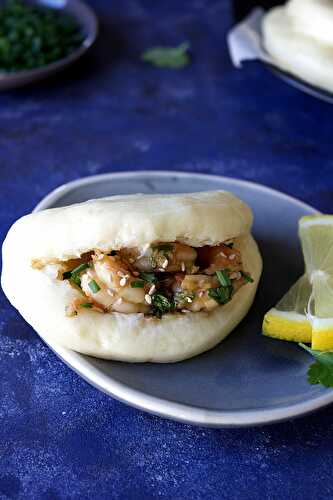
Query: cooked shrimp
[[176, 274, 220, 312], [196, 242, 242, 275]]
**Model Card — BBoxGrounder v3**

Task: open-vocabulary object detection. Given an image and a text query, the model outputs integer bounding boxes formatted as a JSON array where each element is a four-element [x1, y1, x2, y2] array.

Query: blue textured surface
[[1, 1, 333, 499]]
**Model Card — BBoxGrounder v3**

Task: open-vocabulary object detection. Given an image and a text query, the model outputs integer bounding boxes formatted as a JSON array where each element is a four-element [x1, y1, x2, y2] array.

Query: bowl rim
[[33, 170, 333, 428]]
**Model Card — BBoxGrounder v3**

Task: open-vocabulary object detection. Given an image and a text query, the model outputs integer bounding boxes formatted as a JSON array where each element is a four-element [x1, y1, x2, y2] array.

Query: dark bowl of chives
[[0, 0, 98, 89]]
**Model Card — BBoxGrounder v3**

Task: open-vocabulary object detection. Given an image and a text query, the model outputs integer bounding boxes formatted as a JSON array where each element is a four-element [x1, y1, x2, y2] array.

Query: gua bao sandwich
[[1, 191, 262, 362]]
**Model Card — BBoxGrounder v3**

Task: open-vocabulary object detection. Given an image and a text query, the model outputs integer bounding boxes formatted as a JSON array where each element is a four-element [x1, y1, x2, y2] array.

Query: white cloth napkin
[[227, 8, 273, 67]]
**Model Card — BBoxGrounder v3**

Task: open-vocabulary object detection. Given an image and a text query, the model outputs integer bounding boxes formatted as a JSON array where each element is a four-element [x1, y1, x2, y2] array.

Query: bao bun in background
[[263, 0, 333, 93], [1, 191, 262, 363]]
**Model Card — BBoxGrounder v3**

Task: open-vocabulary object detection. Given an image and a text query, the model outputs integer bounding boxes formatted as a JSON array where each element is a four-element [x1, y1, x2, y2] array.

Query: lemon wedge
[[263, 275, 312, 342], [299, 215, 333, 350], [263, 215, 333, 350]]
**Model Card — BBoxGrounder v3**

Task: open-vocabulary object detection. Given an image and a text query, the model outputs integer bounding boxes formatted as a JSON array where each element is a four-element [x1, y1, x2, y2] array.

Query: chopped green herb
[[141, 42, 190, 69], [241, 271, 254, 283], [152, 293, 174, 317], [216, 270, 231, 287], [139, 272, 157, 284], [88, 280, 100, 293], [71, 274, 82, 288], [62, 271, 72, 280], [208, 286, 232, 305], [80, 303, 93, 309], [0, 0, 84, 72], [131, 280, 144, 288], [71, 262, 90, 275]]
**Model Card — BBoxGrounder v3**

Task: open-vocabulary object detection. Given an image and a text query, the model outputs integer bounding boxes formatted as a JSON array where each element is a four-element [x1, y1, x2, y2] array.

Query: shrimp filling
[[57, 241, 253, 317]]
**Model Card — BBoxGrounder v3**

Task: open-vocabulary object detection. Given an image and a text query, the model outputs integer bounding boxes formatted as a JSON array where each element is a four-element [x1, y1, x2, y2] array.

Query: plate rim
[[33, 170, 333, 427]]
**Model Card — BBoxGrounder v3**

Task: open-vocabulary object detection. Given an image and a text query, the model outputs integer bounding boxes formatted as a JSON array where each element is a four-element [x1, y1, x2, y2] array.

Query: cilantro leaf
[[299, 343, 333, 388], [141, 42, 190, 69], [299, 343, 333, 368], [307, 362, 333, 388]]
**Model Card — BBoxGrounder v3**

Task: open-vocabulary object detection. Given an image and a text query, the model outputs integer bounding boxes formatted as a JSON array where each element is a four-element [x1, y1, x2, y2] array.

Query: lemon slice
[[299, 215, 333, 350], [263, 275, 312, 342]]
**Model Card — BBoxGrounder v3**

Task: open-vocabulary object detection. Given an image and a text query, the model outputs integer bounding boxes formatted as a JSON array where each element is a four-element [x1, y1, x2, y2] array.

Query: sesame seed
[[119, 277, 127, 287], [145, 294, 152, 305], [229, 254, 236, 260], [181, 309, 190, 313], [198, 291, 204, 297], [148, 284, 156, 295], [219, 251, 227, 258], [181, 262, 186, 272], [186, 297, 193, 303], [162, 259, 168, 269], [159, 268, 165, 272]]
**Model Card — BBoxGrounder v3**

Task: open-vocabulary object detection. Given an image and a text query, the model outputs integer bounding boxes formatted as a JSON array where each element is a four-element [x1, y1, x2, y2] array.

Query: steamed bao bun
[[263, 0, 333, 93], [1, 191, 262, 363]]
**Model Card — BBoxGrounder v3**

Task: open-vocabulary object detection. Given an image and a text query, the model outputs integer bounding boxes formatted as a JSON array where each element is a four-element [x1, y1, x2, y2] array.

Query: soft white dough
[[3, 191, 253, 265], [1, 191, 262, 363], [263, 0, 333, 93]]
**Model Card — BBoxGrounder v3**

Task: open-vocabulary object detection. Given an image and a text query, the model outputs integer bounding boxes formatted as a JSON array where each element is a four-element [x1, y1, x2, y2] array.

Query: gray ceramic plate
[[33, 171, 333, 427], [0, 0, 98, 90]]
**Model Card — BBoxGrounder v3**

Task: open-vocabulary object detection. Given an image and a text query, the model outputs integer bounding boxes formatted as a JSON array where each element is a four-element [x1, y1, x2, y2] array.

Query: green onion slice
[[88, 280, 101, 293], [216, 270, 231, 287]]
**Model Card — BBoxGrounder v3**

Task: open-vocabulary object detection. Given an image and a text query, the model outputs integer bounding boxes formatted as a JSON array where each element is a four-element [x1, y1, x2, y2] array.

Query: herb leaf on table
[[141, 42, 190, 68]]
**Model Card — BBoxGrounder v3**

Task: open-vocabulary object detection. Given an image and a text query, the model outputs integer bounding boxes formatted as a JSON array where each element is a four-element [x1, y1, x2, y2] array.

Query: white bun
[[263, 0, 333, 93], [1, 191, 262, 363], [5, 191, 253, 264]]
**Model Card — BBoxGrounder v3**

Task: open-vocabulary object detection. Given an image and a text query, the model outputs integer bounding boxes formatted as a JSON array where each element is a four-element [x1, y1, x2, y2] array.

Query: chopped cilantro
[[152, 293, 173, 317], [80, 303, 93, 309], [208, 286, 232, 305]]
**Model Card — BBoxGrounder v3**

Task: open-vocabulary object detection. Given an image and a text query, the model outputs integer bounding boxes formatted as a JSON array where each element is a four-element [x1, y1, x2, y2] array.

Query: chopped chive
[[241, 271, 254, 283], [131, 280, 145, 288], [216, 270, 231, 287], [88, 280, 100, 293], [63, 271, 72, 280], [80, 303, 93, 308], [71, 262, 90, 275]]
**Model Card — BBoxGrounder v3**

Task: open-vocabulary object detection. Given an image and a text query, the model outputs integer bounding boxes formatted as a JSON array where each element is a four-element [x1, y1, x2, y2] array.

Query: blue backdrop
[[1, 1, 333, 498]]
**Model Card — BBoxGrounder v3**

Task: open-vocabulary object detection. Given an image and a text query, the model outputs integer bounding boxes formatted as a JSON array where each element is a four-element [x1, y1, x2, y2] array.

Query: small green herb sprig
[[300, 343, 333, 388]]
